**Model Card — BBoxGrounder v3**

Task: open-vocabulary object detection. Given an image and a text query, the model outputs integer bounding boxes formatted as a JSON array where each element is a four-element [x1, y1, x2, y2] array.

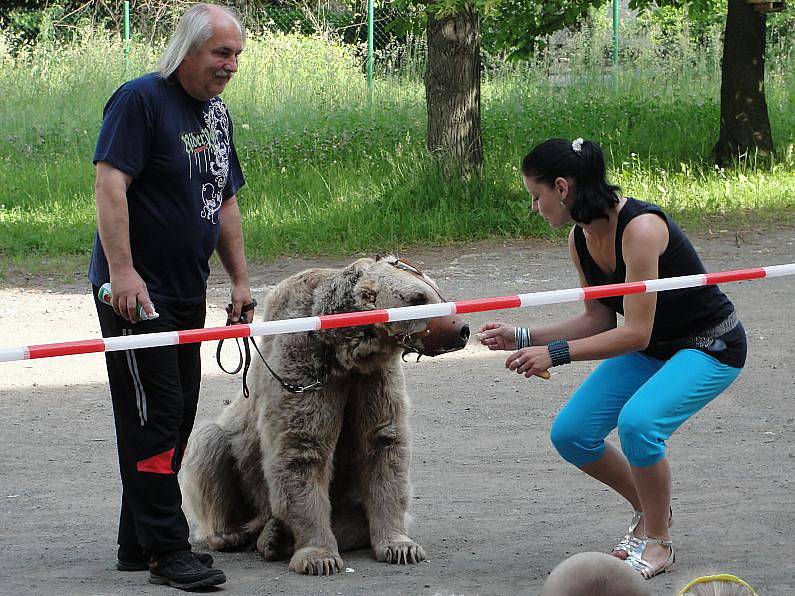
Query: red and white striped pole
[[1, 263, 793, 364]]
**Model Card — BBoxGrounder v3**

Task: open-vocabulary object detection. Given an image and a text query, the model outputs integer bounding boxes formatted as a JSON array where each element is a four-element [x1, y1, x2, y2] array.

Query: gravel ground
[[1, 228, 793, 596]]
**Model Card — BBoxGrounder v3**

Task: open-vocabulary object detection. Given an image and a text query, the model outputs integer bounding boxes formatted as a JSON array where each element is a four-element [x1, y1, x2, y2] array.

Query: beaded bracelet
[[514, 326, 533, 349], [547, 340, 571, 367]]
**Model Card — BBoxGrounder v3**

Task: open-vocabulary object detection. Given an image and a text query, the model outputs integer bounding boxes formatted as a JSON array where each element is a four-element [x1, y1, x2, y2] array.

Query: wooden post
[[744, 0, 787, 12]]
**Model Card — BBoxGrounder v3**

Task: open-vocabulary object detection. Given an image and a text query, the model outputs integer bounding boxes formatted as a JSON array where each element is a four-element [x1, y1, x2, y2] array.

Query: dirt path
[[1, 229, 794, 596]]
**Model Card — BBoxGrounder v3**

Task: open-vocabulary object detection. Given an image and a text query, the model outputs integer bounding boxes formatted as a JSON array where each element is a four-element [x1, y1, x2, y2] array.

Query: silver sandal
[[625, 536, 676, 579], [611, 507, 673, 560], [611, 510, 645, 559]]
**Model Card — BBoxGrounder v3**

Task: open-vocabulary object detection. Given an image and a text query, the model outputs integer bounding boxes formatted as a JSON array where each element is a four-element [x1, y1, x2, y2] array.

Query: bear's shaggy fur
[[181, 256, 466, 575]]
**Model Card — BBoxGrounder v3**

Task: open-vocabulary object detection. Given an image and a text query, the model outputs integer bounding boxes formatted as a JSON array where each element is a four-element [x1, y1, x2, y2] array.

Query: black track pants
[[93, 286, 206, 556]]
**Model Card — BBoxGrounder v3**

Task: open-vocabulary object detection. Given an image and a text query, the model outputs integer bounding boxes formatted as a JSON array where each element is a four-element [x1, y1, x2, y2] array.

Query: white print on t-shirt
[[179, 98, 232, 224], [181, 127, 220, 176]]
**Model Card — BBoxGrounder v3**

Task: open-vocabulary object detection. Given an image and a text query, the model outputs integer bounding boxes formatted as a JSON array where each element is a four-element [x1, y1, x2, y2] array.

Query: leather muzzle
[[384, 257, 469, 358], [401, 314, 470, 357]]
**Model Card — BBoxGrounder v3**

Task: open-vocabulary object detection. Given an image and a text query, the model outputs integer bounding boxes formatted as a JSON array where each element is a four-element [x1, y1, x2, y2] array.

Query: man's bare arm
[[94, 161, 154, 322], [216, 195, 253, 323]]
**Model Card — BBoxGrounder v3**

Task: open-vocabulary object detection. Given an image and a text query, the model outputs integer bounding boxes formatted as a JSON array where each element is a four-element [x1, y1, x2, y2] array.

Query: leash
[[215, 300, 326, 397]]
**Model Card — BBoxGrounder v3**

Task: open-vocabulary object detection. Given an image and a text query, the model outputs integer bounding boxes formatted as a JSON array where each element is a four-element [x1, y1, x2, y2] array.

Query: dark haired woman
[[477, 138, 746, 580]]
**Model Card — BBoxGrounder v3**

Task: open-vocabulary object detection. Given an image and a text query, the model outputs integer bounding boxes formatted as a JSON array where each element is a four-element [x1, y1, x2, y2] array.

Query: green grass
[[1, 23, 794, 278]]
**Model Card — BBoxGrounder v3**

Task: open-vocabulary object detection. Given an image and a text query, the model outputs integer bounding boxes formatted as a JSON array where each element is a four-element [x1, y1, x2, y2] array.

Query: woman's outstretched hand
[[476, 322, 517, 351], [477, 323, 550, 379]]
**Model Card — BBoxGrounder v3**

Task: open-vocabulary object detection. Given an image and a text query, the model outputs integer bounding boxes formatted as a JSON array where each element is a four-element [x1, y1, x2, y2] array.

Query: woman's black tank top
[[573, 198, 746, 367]]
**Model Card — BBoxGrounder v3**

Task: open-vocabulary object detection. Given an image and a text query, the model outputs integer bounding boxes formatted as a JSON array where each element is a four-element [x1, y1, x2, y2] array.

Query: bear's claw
[[375, 538, 426, 565], [288, 546, 344, 575]]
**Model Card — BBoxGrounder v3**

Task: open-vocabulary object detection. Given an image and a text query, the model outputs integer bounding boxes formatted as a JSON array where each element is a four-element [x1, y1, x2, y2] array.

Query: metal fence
[[256, 1, 411, 90]]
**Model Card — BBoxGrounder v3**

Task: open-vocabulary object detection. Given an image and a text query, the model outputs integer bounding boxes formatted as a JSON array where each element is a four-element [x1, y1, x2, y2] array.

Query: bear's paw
[[288, 546, 344, 575], [374, 536, 426, 565]]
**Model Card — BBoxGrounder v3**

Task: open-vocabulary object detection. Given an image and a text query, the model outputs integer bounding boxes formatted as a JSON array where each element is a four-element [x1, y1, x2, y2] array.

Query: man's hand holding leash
[[225, 297, 257, 325], [227, 283, 255, 325]]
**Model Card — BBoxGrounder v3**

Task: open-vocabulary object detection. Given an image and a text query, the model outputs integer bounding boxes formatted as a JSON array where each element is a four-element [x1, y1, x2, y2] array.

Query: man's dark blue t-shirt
[[89, 72, 245, 305]]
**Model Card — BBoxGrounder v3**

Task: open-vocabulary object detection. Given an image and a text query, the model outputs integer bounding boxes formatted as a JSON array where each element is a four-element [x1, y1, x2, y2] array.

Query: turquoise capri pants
[[550, 349, 742, 468]]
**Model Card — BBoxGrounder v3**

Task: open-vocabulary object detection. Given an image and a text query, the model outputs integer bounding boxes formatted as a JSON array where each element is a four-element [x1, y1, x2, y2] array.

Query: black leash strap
[[215, 300, 326, 397], [216, 300, 258, 397]]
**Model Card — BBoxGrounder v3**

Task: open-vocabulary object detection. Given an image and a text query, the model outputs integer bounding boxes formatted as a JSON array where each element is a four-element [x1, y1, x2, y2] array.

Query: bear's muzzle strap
[[389, 258, 447, 302]]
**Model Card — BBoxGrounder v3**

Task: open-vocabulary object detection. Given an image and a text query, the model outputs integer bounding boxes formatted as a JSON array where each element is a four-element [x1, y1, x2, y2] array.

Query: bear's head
[[317, 255, 469, 360]]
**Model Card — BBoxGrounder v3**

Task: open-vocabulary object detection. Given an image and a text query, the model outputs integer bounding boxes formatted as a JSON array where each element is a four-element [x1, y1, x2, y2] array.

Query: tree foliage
[[391, 0, 614, 58], [484, 0, 608, 58]]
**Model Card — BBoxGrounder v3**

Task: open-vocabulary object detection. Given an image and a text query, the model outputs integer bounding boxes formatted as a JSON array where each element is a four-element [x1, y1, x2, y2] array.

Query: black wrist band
[[547, 340, 571, 367]]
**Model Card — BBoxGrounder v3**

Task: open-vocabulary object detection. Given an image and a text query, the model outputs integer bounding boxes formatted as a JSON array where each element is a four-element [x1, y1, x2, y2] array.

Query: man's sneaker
[[148, 550, 226, 590], [117, 546, 214, 572], [117, 545, 149, 572]]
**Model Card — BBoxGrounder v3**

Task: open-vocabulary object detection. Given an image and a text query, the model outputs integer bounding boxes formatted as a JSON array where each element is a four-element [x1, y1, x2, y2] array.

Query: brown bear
[[181, 255, 468, 575]]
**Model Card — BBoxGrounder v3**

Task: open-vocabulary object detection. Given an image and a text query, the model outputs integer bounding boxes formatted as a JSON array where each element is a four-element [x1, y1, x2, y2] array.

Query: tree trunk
[[425, 5, 483, 175], [712, 0, 774, 166]]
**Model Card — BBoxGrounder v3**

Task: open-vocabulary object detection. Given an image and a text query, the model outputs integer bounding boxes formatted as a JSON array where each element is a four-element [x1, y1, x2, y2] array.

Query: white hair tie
[[571, 138, 584, 154]]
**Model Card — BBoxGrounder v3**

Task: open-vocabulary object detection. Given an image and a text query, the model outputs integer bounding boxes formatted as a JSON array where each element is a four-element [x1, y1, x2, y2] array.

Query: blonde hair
[[677, 574, 758, 596], [156, 3, 245, 79], [541, 552, 650, 596]]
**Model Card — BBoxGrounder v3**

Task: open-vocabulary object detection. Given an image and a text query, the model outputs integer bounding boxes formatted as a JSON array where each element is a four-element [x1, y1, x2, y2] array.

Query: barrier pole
[[1, 264, 793, 363]]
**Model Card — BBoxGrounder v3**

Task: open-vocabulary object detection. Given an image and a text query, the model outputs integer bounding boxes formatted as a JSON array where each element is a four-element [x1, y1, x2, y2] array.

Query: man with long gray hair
[[88, 3, 251, 590]]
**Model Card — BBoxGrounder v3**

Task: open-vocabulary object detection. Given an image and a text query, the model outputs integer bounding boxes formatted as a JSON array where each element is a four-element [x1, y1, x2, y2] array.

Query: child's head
[[677, 574, 758, 596], [540, 551, 650, 596], [521, 138, 620, 225]]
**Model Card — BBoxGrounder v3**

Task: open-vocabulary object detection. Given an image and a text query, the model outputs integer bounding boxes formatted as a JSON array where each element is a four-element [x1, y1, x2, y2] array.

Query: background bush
[[0, 2, 793, 265]]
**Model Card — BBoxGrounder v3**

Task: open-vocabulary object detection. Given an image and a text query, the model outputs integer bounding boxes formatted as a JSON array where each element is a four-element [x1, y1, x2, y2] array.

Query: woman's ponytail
[[521, 138, 620, 225], [570, 140, 620, 224]]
